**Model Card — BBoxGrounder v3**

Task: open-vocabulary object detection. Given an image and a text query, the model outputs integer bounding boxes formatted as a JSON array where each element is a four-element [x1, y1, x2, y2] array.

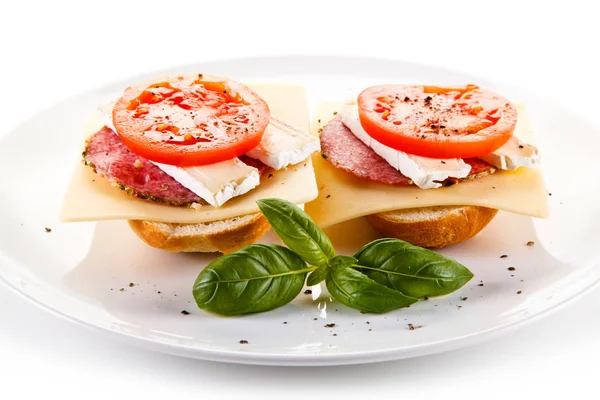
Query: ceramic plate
[[1, 56, 598, 366]]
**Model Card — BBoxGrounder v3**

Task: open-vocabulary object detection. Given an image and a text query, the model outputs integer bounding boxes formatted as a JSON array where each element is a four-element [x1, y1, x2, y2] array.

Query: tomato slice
[[112, 74, 270, 166], [357, 84, 517, 159]]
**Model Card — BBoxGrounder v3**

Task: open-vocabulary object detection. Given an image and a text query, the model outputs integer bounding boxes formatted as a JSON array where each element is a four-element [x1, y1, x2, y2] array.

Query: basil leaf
[[354, 238, 474, 299], [257, 198, 335, 267], [326, 267, 418, 313], [328, 255, 358, 269], [193, 244, 313, 316], [307, 265, 329, 286]]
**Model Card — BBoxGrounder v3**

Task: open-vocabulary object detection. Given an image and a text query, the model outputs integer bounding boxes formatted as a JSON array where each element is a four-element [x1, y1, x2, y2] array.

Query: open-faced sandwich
[[306, 84, 548, 248], [60, 74, 320, 253]]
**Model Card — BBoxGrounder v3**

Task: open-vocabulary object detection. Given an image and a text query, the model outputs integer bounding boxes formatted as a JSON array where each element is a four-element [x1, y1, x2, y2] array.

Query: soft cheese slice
[[60, 83, 318, 224], [479, 136, 540, 170], [98, 100, 260, 207], [153, 159, 259, 207], [305, 102, 549, 229], [246, 117, 320, 170], [341, 105, 471, 189]]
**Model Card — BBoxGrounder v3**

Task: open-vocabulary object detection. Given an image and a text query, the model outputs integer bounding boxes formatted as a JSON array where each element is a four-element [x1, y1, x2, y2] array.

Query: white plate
[[1, 55, 599, 366]]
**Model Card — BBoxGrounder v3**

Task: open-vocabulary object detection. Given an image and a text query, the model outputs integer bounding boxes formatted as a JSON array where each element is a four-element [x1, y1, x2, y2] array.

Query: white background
[[1, 0, 599, 399]]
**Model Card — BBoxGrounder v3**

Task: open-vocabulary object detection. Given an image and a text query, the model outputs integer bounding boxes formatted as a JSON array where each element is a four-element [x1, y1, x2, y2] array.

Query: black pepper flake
[[313, 318, 318, 320], [424, 96, 432, 103], [304, 289, 312, 295], [318, 119, 321, 123], [460, 297, 468, 301], [421, 134, 426, 139], [404, 96, 410, 102], [326, 194, 331, 199], [44, 227, 52, 233], [519, 145, 524, 149], [478, 283, 484, 287], [128, 282, 135, 287], [157, 291, 161, 294], [517, 291, 522, 294], [283, 321, 288, 324], [526, 241, 535, 246], [500, 254, 508, 259], [324, 323, 336, 328], [268, 173, 273, 179], [368, 329, 372, 331], [548, 192, 552, 196], [439, 125, 446, 129], [408, 324, 415, 330], [181, 310, 190, 315], [441, 160, 446, 164], [321, 153, 328, 160], [119, 288, 125, 292], [239, 340, 248, 344], [333, 111, 338, 116], [508, 267, 516, 271]]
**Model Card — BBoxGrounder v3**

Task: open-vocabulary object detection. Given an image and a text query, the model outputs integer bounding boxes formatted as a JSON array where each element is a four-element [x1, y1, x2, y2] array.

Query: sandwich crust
[[365, 205, 498, 248], [128, 212, 271, 253]]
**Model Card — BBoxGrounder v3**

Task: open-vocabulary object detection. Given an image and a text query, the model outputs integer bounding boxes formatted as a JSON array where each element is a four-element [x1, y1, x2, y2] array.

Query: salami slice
[[84, 126, 268, 206], [319, 116, 496, 186]]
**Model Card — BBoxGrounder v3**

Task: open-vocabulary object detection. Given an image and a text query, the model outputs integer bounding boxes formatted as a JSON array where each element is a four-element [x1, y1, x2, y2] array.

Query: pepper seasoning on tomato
[[112, 74, 270, 167], [357, 84, 517, 159]]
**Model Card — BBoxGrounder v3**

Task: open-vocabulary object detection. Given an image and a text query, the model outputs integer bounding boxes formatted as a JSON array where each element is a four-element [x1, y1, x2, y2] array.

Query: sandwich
[[60, 74, 320, 253], [305, 84, 548, 248]]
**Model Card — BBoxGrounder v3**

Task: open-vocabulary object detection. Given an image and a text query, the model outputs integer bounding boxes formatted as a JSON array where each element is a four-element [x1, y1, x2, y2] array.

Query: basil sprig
[[193, 199, 473, 316]]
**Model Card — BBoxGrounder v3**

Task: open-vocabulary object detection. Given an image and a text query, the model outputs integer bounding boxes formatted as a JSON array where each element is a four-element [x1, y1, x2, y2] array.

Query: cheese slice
[[480, 136, 540, 170], [60, 83, 318, 224], [305, 102, 549, 229], [246, 117, 320, 170], [341, 105, 471, 189], [153, 159, 259, 207]]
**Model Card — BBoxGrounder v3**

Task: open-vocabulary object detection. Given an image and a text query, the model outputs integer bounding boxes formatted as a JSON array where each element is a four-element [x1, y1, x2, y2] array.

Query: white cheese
[[153, 159, 259, 207], [479, 136, 540, 170], [340, 105, 471, 189], [245, 116, 320, 170], [96, 102, 259, 208]]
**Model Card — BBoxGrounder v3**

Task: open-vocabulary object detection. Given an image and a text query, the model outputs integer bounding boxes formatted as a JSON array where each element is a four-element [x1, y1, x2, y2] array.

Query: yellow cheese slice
[[60, 83, 318, 224], [305, 102, 549, 229]]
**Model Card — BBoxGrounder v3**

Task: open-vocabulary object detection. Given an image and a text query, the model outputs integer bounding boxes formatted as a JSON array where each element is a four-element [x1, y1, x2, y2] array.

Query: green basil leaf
[[326, 267, 418, 313], [306, 265, 329, 286], [193, 244, 313, 316], [328, 255, 358, 269], [354, 238, 474, 299], [257, 198, 335, 266]]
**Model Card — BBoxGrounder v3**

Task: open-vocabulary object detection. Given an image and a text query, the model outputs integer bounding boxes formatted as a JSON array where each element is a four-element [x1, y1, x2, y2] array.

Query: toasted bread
[[365, 205, 498, 248], [128, 212, 270, 254]]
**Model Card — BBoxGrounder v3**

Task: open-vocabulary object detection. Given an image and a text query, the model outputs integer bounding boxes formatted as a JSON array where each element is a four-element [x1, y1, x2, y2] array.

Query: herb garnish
[[192, 199, 473, 316]]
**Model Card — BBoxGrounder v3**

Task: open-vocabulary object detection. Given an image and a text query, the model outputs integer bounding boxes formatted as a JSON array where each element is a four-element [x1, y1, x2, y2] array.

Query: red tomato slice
[[357, 84, 517, 159], [112, 74, 270, 166]]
